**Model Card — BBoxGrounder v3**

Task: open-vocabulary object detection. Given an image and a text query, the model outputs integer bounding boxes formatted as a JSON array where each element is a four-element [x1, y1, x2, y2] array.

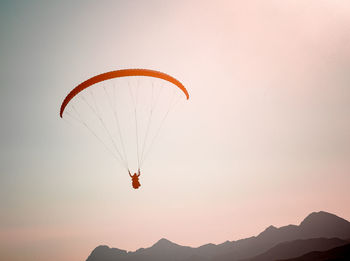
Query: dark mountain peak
[[95, 245, 109, 250], [158, 237, 173, 244], [199, 243, 216, 248], [219, 240, 233, 246], [265, 225, 277, 232], [258, 225, 278, 237], [91, 245, 126, 254], [86, 245, 127, 261], [300, 211, 349, 227], [253, 211, 350, 246], [298, 211, 350, 239], [152, 238, 178, 248]]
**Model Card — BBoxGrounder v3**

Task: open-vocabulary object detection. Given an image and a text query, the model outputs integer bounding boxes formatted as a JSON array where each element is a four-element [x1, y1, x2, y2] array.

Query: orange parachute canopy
[[60, 69, 189, 117]]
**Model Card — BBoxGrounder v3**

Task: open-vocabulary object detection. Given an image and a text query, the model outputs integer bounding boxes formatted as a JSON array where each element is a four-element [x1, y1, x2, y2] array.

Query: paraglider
[[60, 69, 189, 189], [129, 169, 141, 189], [60, 69, 189, 117]]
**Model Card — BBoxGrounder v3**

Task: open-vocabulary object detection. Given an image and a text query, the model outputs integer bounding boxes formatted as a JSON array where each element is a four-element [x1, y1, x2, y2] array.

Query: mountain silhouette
[[86, 245, 127, 261], [299, 211, 350, 239], [129, 238, 194, 261], [151, 238, 181, 249], [217, 211, 350, 260], [277, 243, 350, 261], [86, 211, 350, 261]]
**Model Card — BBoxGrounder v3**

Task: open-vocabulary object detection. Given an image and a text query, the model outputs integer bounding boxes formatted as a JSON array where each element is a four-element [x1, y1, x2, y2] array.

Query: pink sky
[[1, 1, 350, 260]]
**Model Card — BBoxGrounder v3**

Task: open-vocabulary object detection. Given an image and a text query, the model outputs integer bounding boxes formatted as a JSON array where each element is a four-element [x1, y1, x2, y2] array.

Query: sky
[[1, 0, 350, 260]]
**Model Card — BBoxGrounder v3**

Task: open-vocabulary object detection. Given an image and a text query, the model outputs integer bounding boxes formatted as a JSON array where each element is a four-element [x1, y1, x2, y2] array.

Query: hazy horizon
[[1, 1, 350, 261]]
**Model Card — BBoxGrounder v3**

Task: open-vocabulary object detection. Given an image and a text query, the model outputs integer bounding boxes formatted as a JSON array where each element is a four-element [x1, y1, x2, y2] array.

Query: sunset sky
[[1, 1, 350, 261]]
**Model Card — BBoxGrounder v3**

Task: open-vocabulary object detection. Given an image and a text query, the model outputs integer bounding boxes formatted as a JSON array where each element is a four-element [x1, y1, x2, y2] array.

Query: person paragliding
[[128, 169, 141, 189], [59, 69, 189, 190]]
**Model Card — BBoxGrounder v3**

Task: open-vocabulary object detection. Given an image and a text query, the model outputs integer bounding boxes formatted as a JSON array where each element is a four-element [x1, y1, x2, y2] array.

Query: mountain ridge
[[86, 211, 350, 261]]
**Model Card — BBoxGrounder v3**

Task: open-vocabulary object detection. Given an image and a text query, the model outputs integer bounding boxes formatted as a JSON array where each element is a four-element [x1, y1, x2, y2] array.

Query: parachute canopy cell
[[60, 69, 189, 117]]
